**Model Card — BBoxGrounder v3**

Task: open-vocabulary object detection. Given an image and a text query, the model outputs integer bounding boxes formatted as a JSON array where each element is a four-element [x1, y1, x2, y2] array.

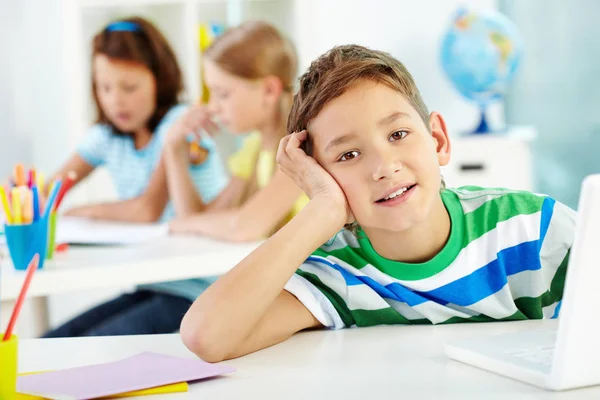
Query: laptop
[[445, 174, 600, 391]]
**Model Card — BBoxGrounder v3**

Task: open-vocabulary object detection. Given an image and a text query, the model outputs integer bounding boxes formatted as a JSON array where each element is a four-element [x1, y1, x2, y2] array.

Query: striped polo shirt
[[77, 104, 229, 222], [284, 187, 576, 329]]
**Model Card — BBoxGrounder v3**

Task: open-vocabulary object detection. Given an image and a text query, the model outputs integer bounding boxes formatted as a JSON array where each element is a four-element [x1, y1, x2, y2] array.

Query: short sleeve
[[77, 125, 112, 167], [284, 257, 349, 330], [227, 132, 261, 179], [539, 198, 576, 303]]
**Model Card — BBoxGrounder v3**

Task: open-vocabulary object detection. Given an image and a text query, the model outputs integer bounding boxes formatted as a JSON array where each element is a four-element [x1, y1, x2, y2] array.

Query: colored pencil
[[14, 164, 26, 187], [3, 254, 40, 341], [22, 189, 33, 223], [43, 180, 62, 220], [54, 171, 77, 211], [11, 188, 21, 224], [0, 186, 12, 224], [32, 186, 40, 221]]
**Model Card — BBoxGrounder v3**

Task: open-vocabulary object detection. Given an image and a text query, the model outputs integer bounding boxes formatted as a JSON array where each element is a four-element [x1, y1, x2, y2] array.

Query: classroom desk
[[1, 236, 260, 336], [18, 319, 600, 399]]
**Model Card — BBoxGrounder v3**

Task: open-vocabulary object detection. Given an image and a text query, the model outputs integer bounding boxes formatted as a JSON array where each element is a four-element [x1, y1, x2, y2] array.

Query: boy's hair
[[92, 16, 183, 135], [287, 45, 430, 155], [204, 21, 297, 92]]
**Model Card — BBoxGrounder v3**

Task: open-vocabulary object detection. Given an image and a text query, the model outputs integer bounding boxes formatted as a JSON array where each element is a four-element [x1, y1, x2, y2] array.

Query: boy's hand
[[165, 105, 219, 150], [277, 130, 354, 225]]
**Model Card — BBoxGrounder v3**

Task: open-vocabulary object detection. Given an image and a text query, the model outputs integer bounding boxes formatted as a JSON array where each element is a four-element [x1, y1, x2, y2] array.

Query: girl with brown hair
[[44, 17, 229, 337], [50, 16, 228, 223]]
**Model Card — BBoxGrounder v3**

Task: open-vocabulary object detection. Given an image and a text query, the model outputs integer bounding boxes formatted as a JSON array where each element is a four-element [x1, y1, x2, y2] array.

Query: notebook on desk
[[55, 216, 168, 245], [446, 174, 600, 391], [17, 352, 235, 399]]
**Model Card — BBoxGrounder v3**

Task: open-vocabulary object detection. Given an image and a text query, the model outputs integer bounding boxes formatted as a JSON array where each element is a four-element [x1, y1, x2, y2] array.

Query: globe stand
[[473, 108, 490, 134]]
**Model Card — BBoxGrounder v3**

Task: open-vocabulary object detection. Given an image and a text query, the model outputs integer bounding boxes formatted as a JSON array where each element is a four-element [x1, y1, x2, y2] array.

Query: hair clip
[[105, 21, 141, 33]]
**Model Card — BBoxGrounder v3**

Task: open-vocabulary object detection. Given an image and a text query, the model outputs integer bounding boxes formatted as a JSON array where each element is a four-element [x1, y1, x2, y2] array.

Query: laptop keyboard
[[508, 346, 555, 366]]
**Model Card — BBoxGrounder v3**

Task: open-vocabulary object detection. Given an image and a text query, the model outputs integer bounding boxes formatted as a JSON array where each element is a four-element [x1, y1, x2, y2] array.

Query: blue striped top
[[77, 104, 229, 301]]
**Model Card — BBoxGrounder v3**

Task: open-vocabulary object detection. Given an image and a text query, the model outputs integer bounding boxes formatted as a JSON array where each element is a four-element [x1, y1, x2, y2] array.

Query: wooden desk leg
[[1, 297, 50, 338]]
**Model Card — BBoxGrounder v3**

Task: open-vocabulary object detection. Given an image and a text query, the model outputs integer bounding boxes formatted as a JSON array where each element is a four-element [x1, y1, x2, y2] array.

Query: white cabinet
[[444, 127, 536, 191]]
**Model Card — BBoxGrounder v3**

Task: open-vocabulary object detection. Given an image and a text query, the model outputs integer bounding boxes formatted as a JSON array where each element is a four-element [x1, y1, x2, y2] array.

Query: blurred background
[[1, 0, 597, 209], [1, 0, 598, 334], [501, 0, 600, 209]]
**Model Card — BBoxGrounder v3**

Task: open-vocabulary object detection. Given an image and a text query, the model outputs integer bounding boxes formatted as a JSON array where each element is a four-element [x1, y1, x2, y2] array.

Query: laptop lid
[[551, 174, 600, 389]]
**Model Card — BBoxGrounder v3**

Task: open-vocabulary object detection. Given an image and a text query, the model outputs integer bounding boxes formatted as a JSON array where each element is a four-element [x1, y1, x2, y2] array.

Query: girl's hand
[[64, 205, 95, 218], [277, 130, 354, 225], [165, 105, 219, 150]]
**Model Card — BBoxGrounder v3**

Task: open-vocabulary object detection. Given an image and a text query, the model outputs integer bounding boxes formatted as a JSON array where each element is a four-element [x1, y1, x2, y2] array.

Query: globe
[[441, 8, 523, 133]]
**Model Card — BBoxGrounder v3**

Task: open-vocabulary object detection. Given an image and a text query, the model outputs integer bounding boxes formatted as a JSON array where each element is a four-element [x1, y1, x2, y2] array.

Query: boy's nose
[[372, 150, 402, 181]]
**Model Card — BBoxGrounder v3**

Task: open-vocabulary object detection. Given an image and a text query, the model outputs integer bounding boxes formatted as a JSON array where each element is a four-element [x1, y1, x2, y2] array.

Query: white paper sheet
[[55, 216, 169, 245]]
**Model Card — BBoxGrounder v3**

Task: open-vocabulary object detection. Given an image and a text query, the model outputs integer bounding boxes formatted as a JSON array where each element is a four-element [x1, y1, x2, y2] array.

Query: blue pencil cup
[[4, 218, 48, 270]]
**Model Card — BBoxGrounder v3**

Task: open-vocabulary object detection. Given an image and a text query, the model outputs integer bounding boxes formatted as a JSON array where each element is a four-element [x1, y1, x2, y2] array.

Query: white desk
[[1, 236, 260, 336], [18, 320, 600, 399]]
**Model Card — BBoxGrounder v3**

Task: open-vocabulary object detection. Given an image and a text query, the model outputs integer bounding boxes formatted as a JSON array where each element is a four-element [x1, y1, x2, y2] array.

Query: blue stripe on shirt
[[308, 237, 547, 308], [539, 197, 555, 244]]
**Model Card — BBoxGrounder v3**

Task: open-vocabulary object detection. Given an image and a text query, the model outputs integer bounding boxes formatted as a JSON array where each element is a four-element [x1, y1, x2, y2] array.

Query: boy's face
[[309, 80, 451, 233]]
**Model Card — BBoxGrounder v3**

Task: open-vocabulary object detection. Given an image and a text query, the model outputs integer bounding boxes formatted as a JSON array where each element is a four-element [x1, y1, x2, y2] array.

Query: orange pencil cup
[[0, 334, 18, 400], [46, 212, 57, 260]]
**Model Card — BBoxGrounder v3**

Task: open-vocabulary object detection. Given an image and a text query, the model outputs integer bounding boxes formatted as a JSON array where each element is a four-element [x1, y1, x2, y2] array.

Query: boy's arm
[[205, 290, 320, 360], [65, 155, 169, 222], [179, 198, 345, 362], [169, 170, 303, 241]]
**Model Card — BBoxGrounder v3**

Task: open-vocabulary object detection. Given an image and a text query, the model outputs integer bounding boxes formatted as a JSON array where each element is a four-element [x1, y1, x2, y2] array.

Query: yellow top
[[228, 132, 309, 222]]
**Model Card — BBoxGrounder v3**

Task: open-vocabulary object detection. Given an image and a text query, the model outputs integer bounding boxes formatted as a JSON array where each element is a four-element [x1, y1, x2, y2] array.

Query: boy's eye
[[339, 151, 360, 162], [389, 130, 408, 141]]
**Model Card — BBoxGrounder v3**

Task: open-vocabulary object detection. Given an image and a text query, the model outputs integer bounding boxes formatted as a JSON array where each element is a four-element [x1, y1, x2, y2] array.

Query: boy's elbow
[[180, 312, 230, 363]]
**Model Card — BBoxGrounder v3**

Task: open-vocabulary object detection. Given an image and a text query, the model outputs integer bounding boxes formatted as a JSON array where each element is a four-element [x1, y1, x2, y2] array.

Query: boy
[[180, 45, 576, 362]]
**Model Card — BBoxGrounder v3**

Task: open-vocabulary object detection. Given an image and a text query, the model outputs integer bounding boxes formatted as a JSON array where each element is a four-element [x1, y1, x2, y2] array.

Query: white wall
[[0, 0, 34, 179], [293, 0, 502, 136]]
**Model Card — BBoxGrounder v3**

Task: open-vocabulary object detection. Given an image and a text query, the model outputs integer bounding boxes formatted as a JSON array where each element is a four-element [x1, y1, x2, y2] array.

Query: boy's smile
[[308, 79, 452, 262], [374, 183, 417, 206]]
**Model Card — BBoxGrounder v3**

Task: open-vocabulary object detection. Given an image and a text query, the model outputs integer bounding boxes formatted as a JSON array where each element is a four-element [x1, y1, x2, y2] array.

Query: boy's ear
[[429, 112, 451, 167], [263, 75, 283, 103]]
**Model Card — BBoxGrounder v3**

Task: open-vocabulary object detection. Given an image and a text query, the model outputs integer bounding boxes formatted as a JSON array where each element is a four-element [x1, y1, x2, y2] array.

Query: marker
[[0, 186, 12, 224], [11, 188, 21, 224]]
